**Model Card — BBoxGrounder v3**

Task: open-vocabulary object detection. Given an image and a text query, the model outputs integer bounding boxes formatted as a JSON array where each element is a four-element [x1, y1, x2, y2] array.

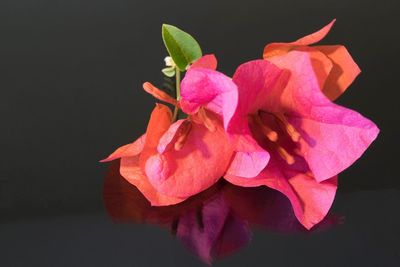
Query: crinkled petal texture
[[225, 60, 288, 178], [225, 135, 270, 179], [102, 137, 186, 206], [180, 67, 238, 130], [229, 60, 288, 125], [225, 156, 338, 230], [102, 103, 234, 205], [263, 19, 360, 100], [266, 51, 379, 181], [314, 45, 361, 100], [102, 104, 186, 206], [145, 112, 233, 199], [223, 52, 378, 229], [119, 156, 186, 206]]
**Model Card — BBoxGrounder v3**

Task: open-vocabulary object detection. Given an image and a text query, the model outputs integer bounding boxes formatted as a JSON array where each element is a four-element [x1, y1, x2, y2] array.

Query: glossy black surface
[[1, 0, 399, 266]]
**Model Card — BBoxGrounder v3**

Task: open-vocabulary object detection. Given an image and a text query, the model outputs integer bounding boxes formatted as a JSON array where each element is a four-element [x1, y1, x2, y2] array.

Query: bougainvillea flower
[[102, 55, 235, 205], [222, 52, 379, 229], [263, 19, 361, 100]]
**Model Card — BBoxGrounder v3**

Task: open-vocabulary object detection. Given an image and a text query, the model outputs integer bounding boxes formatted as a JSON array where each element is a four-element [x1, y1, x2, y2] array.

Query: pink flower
[[174, 47, 379, 229], [101, 55, 237, 206], [222, 51, 379, 229]]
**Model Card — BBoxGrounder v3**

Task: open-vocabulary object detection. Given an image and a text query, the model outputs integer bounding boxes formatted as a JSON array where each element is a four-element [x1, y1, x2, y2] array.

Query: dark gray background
[[1, 0, 399, 266]]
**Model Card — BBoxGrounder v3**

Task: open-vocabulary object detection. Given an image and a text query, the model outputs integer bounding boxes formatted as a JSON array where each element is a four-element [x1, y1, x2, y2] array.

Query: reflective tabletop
[[1, 0, 399, 266]]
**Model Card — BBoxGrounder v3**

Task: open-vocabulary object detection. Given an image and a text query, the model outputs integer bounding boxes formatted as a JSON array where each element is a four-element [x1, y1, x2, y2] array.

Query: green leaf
[[162, 24, 202, 71], [162, 67, 176, 77]]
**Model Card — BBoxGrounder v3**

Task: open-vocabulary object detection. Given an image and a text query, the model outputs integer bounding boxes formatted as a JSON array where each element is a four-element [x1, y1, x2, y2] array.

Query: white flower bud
[[164, 56, 175, 67]]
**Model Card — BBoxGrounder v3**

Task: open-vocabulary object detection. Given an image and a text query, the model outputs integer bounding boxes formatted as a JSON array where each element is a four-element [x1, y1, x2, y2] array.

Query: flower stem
[[175, 67, 181, 100], [172, 67, 181, 121]]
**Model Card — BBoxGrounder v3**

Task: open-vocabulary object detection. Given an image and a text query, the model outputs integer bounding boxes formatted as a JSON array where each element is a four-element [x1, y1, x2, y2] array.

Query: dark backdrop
[[1, 0, 399, 266]]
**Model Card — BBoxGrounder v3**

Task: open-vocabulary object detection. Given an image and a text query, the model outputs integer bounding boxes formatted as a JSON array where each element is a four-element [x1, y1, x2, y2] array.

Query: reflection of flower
[[103, 161, 341, 264], [101, 56, 236, 206], [103, 160, 251, 264]]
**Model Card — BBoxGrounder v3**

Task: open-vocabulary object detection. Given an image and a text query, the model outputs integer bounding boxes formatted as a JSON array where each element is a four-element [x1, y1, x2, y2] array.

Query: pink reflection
[[103, 160, 341, 264]]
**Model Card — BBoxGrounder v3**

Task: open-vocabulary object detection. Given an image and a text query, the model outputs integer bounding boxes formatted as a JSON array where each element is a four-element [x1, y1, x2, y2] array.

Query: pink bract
[[222, 52, 378, 229], [263, 19, 361, 101]]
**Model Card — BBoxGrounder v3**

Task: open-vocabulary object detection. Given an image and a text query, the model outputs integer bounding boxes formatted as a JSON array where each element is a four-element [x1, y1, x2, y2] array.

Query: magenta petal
[[119, 156, 186, 206], [180, 68, 238, 130], [290, 114, 379, 182], [287, 173, 338, 230], [269, 51, 380, 181], [227, 150, 270, 178], [227, 59, 288, 142], [230, 59, 286, 121], [226, 132, 270, 178], [224, 60, 287, 178], [157, 119, 186, 154], [223, 60, 288, 177], [145, 121, 233, 198]]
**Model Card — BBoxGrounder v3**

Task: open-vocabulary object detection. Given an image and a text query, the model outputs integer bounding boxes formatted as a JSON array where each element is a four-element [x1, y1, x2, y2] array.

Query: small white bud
[[164, 56, 175, 67]]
